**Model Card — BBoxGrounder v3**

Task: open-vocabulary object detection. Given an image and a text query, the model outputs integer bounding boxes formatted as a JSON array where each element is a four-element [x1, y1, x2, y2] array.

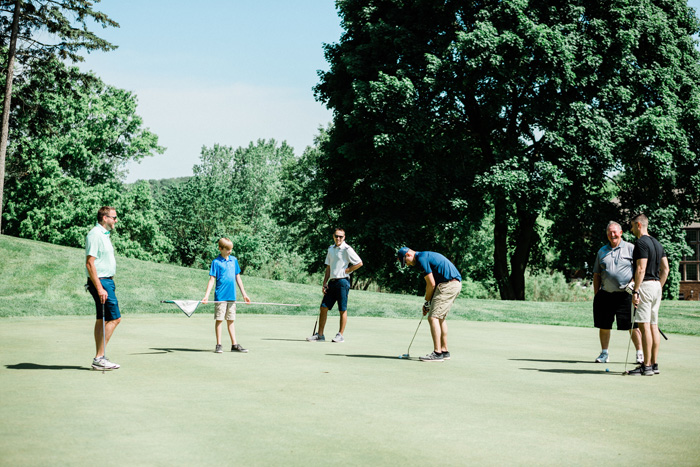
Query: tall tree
[[2, 55, 166, 259], [0, 0, 117, 232], [315, 0, 700, 299], [162, 140, 295, 270]]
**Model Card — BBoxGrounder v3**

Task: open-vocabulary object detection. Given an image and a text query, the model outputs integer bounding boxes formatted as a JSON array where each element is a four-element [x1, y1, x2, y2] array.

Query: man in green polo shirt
[[85, 206, 122, 371]]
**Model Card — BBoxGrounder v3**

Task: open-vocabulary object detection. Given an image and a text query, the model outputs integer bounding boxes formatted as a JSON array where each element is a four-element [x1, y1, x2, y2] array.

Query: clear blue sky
[[81, 0, 700, 183], [80, 0, 343, 182]]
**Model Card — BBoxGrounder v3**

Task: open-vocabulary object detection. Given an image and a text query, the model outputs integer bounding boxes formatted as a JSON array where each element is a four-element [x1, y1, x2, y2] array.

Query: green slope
[[1, 234, 698, 335]]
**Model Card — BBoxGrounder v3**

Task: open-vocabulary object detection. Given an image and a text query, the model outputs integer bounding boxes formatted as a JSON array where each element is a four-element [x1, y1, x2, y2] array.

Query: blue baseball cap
[[396, 247, 410, 267]]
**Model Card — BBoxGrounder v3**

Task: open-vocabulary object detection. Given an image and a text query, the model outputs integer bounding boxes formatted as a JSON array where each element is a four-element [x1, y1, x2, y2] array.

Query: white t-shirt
[[325, 242, 362, 279]]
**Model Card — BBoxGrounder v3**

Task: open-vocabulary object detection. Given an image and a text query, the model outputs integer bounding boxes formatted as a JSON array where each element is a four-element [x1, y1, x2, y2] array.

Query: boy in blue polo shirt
[[202, 238, 251, 353]]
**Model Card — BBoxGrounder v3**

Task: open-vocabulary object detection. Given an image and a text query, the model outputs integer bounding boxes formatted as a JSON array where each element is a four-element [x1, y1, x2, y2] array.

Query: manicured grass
[[2, 235, 700, 465], [2, 234, 699, 335], [1, 315, 699, 465]]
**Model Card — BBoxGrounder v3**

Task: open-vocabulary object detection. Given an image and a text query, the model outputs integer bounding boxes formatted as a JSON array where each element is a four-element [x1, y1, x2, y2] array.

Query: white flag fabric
[[170, 300, 201, 317]]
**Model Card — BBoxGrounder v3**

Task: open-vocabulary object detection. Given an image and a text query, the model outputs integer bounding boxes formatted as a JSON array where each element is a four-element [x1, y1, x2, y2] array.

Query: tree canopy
[[1, 0, 118, 232], [1, 54, 170, 260], [315, 0, 700, 298]]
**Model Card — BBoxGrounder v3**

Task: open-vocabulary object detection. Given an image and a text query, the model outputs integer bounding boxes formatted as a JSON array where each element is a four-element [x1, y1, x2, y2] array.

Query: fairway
[[1, 315, 699, 466]]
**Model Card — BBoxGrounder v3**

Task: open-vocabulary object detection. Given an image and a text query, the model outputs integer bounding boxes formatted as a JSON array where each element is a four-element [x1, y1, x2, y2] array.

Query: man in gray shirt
[[592, 221, 642, 364]]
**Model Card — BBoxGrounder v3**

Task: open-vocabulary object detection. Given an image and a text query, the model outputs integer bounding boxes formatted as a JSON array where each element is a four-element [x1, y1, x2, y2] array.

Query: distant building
[[680, 222, 700, 301]]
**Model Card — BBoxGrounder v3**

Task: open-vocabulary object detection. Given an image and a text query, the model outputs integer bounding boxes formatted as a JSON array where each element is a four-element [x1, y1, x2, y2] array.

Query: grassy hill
[[1, 234, 699, 335]]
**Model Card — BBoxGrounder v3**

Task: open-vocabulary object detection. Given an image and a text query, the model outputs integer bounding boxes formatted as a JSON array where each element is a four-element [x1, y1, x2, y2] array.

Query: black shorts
[[593, 290, 634, 330], [321, 278, 350, 312]]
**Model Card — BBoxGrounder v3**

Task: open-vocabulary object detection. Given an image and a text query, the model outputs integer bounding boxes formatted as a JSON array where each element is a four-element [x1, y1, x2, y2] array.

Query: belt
[[98, 276, 114, 280], [329, 277, 348, 282]]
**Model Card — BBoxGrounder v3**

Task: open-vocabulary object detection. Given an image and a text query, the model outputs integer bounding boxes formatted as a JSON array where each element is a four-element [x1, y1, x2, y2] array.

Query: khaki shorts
[[429, 280, 461, 319], [635, 281, 662, 325], [214, 301, 236, 321]]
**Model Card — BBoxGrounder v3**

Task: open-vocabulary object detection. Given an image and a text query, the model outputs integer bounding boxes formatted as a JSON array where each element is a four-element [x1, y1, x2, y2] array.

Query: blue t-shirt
[[209, 255, 241, 301], [414, 251, 462, 285]]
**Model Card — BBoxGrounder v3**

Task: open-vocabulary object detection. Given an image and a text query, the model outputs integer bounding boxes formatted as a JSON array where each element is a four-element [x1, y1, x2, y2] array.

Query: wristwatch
[[424, 300, 431, 308], [633, 291, 640, 296]]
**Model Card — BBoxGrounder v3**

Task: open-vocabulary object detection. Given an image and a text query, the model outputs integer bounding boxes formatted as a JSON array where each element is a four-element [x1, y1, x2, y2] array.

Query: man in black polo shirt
[[627, 213, 670, 376]]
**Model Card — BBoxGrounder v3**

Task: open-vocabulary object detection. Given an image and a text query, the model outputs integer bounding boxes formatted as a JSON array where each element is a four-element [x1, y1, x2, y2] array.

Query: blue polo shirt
[[209, 255, 241, 301], [414, 251, 462, 285]]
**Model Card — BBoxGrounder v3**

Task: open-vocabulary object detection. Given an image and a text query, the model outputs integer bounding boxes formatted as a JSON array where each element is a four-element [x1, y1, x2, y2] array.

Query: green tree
[[0, 0, 118, 232], [162, 140, 295, 271], [2, 56, 167, 259], [315, 0, 700, 299], [274, 127, 337, 274]]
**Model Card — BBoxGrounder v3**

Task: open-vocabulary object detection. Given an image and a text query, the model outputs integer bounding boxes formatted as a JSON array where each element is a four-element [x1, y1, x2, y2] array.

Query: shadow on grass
[[133, 348, 211, 354], [5, 363, 90, 371], [260, 338, 308, 342], [509, 358, 592, 364], [520, 367, 616, 375]]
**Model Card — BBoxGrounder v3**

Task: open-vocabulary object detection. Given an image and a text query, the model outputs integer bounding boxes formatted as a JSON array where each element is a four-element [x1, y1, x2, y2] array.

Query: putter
[[623, 301, 638, 375], [399, 314, 424, 359], [101, 302, 107, 374]]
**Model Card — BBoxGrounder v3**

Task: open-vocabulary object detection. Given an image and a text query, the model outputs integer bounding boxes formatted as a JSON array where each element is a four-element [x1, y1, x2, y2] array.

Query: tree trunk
[[508, 206, 539, 300], [493, 198, 539, 301], [493, 197, 516, 300], [0, 0, 22, 234]]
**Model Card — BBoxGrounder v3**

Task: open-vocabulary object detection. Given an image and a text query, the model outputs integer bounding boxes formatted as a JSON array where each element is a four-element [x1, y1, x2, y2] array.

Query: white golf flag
[[170, 300, 201, 317]]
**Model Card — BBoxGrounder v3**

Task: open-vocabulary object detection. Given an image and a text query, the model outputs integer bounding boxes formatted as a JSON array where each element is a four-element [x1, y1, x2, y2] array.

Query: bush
[[525, 270, 593, 302], [459, 277, 499, 299]]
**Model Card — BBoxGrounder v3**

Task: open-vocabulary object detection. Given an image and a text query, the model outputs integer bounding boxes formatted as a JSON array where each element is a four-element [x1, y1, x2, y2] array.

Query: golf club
[[399, 314, 424, 359], [101, 302, 106, 375], [623, 301, 639, 375]]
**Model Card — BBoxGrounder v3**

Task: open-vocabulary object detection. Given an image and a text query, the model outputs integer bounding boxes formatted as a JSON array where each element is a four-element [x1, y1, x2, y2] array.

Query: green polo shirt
[[85, 223, 116, 278]]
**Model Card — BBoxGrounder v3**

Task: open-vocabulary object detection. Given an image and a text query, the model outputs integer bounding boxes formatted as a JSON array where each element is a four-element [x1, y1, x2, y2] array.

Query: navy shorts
[[87, 278, 121, 321], [593, 290, 634, 330], [321, 278, 350, 312]]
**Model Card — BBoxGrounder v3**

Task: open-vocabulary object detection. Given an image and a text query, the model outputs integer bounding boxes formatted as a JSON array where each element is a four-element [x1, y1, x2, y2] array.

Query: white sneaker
[[306, 333, 325, 342], [92, 357, 120, 370], [332, 333, 344, 343], [595, 352, 609, 363]]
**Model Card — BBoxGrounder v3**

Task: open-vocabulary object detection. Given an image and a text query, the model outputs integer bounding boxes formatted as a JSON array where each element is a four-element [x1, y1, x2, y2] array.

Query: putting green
[[1, 315, 699, 465]]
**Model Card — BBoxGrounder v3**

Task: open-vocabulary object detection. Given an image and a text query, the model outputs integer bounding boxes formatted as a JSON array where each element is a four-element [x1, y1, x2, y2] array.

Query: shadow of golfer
[[520, 367, 613, 375], [131, 348, 210, 355], [260, 338, 308, 342], [510, 358, 591, 364], [326, 353, 406, 360], [5, 363, 90, 371]]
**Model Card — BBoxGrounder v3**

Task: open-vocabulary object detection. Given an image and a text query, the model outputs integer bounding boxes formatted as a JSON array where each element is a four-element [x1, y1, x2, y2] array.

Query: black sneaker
[[231, 344, 248, 353], [652, 363, 659, 374], [626, 365, 653, 376], [442, 351, 451, 360], [419, 351, 444, 362]]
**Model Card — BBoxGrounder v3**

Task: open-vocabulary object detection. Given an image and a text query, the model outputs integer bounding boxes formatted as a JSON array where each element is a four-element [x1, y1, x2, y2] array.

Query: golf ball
[[605, 368, 610, 372]]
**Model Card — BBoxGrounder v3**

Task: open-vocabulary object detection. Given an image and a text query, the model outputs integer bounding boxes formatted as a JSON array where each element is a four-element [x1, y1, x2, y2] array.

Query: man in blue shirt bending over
[[397, 247, 462, 362]]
